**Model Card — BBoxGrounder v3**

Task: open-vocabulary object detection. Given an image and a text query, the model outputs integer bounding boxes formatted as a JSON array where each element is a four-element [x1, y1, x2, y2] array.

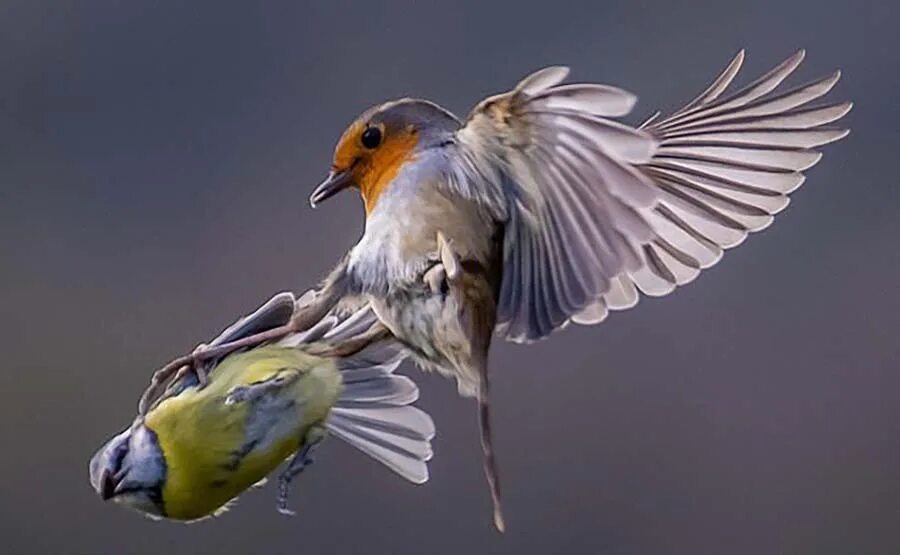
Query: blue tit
[[89, 293, 434, 521]]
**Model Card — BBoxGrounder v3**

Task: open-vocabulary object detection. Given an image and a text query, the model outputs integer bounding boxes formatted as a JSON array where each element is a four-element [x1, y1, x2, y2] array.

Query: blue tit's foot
[[225, 372, 299, 405], [276, 426, 327, 516]]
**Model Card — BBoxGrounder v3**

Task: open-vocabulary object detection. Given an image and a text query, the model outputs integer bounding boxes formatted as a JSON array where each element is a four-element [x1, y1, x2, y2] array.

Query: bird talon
[[195, 364, 209, 389], [188, 344, 213, 387], [423, 231, 463, 296], [276, 466, 299, 516], [274, 426, 325, 516], [301, 341, 338, 357], [423, 264, 448, 295], [436, 231, 461, 282], [227, 373, 298, 406], [169, 356, 209, 391], [277, 505, 296, 517], [224, 386, 248, 405], [139, 351, 215, 415]]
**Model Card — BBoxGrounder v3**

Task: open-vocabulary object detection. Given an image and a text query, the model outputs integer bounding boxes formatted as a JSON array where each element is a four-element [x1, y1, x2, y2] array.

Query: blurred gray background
[[1, 1, 898, 554]]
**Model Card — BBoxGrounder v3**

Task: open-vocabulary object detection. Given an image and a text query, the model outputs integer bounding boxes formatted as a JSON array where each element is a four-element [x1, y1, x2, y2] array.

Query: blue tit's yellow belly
[[143, 347, 342, 520]]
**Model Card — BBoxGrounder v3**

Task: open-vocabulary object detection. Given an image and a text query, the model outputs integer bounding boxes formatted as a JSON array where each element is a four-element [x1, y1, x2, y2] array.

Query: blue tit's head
[[89, 420, 167, 519]]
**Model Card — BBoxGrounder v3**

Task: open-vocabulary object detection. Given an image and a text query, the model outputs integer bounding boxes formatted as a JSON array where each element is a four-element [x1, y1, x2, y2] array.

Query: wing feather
[[448, 50, 849, 342]]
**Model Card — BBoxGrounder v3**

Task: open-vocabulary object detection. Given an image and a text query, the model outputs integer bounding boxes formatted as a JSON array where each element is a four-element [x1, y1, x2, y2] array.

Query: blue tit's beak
[[98, 468, 123, 500], [310, 168, 355, 207], [89, 423, 167, 517], [89, 428, 130, 500]]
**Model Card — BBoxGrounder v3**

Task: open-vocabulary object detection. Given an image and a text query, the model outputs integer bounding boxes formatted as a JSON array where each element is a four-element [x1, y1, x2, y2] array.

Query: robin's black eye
[[361, 126, 382, 149]]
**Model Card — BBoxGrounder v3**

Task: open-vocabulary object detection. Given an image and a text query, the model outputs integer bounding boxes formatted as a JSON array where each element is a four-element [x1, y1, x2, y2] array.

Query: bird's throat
[[359, 133, 419, 214]]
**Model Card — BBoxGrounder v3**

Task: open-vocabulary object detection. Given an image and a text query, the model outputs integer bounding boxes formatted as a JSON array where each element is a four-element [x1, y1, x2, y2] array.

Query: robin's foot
[[423, 264, 448, 295], [176, 342, 212, 388], [424, 231, 462, 295], [138, 323, 298, 415], [303, 321, 391, 358], [138, 344, 209, 416]]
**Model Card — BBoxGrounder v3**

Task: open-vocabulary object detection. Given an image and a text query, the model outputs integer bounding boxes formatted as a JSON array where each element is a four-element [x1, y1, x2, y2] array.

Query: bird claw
[[276, 427, 326, 516], [437, 231, 461, 282], [139, 320, 305, 416], [276, 505, 296, 517], [301, 340, 342, 357], [171, 344, 212, 390], [423, 264, 448, 295], [424, 231, 462, 295], [138, 347, 210, 415], [226, 372, 298, 405]]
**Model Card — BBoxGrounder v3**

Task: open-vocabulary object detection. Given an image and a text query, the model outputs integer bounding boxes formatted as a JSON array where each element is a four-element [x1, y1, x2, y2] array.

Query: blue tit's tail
[[272, 295, 436, 484], [327, 341, 435, 484]]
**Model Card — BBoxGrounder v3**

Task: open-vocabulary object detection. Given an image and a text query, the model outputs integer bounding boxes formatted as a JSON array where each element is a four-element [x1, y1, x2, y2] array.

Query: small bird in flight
[[153, 50, 851, 531]]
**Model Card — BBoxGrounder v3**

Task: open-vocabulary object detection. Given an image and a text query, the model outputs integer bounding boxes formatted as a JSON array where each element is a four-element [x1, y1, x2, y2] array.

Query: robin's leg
[[277, 424, 327, 515], [196, 287, 341, 363], [302, 320, 392, 358], [139, 289, 340, 415]]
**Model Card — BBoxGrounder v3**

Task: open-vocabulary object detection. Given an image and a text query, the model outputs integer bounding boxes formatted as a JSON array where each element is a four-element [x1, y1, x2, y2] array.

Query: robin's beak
[[310, 168, 355, 208]]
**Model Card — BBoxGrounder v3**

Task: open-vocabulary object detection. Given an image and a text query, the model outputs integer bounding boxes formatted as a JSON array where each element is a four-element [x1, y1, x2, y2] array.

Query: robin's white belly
[[369, 291, 480, 397]]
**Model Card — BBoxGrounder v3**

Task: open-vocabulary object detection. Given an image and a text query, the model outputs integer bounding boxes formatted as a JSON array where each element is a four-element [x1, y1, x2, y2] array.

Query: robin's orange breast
[[356, 132, 419, 214]]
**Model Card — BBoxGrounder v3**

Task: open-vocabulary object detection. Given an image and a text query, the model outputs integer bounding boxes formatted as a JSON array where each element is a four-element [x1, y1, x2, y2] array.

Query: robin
[[151, 49, 851, 531]]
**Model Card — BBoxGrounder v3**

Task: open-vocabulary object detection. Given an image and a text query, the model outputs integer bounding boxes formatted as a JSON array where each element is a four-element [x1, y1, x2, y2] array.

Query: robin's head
[[310, 99, 460, 213]]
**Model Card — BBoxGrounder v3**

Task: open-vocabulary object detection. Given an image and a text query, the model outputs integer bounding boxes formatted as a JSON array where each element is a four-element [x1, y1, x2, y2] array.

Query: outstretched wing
[[207, 292, 297, 347], [629, 50, 849, 300], [449, 50, 850, 343], [202, 291, 399, 373]]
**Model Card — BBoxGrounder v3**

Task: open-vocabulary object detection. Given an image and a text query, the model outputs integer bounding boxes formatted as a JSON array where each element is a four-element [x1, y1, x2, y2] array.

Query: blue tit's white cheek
[[122, 425, 167, 487], [105, 424, 168, 517]]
